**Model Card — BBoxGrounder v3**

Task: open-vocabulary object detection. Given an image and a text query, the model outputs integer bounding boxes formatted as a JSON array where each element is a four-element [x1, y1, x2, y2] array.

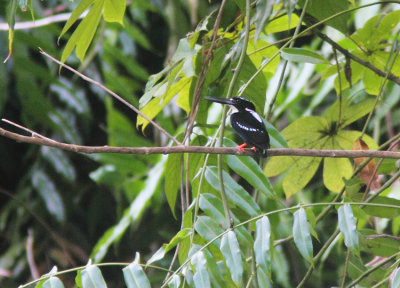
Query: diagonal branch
[[310, 26, 400, 85], [2, 125, 400, 159], [39, 49, 182, 146]]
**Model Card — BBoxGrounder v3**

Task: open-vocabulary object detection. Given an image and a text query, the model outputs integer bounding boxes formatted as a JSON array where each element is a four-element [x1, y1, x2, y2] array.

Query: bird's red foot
[[251, 146, 257, 152], [236, 143, 247, 152]]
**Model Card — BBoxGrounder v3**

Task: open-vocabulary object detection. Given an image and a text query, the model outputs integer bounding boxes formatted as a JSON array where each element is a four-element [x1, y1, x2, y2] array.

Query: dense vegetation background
[[1, 0, 400, 287]]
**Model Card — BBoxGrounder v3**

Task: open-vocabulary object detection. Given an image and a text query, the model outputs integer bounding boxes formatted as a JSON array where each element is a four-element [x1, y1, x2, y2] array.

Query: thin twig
[[340, 248, 351, 288], [265, 0, 310, 120], [26, 229, 39, 279], [311, 24, 400, 87], [39, 49, 182, 146], [345, 252, 400, 288], [0, 11, 88, 31]]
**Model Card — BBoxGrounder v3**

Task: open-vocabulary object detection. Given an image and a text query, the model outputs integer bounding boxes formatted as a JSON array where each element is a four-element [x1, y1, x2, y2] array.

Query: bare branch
[[2, 126, 400, 159], [39, 49, 182, 146], [0, 12, 87, 31]]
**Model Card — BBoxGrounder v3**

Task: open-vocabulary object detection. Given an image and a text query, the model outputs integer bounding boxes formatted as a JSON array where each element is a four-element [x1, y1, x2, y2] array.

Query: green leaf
[[61, 0, 103, 63], [42, 277, 65, 288], [205, 166, 261, 217], [164, 153, 181, 218], [293, 208, 314, 264], [32, 169, 65, 223], [199, 194, 229, 229], [338, 204, 360, 255], [81, 265, 107, 288], [350, 194, 400, 218], [323, 158, 353, 192], [165, 228, 192, 254], [253, 0, 273, 44], [264, 121, 288, 148], [137, 77, 192, 130], [393, 268, 400, 288], [224, 139, 274, 198], [359, 229, 400, 257], [220, 231, 243, 286], [254, 216, 272, 277], [299, 0, 349, 33], [104, 0, 126, 24], [167, 275, 181, 288], [326, 98, 375, 128], [123, 253, 151, 288], [281, 48, 329, 64], [59, 0, 95, 40], [41, 146, 76, 182], [199, 194, 253, 249], [91, 157, 166, 262], [266, 14, 299, 33], [202, 249, 229, 288], [194, 216, 223, 248], [282, 156, 321, 198], [191, 251, 211, 288]]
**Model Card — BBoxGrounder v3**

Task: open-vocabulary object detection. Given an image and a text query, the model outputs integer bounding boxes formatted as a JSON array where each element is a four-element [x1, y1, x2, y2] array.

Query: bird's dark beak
[[205, 96, 234, 105]]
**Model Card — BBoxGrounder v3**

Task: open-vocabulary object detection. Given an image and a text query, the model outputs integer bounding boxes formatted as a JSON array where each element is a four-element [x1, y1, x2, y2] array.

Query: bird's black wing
[[230, 110, 270, 149]]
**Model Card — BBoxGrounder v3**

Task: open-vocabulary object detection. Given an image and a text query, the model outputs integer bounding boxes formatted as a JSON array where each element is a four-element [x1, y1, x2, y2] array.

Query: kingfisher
[[205, 96, 270, 157]]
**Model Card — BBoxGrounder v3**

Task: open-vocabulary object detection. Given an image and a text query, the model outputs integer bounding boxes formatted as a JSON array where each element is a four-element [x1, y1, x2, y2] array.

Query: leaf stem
[[217, 0, 251, 227]]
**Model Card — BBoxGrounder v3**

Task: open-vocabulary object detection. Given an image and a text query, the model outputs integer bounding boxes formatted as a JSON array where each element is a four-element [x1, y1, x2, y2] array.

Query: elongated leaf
[[393, 268, 400, 288], [123, 253, 151, 288], [338, 204, 360, 255], [91, 157, 166, 262], [61, 0, 103, 63], [103, 0, 126, 24], [191, 251, 211, 288], [205, 166, 261, 217], [323, 158, 353, 192], [32, 169, 65, 222], [202, 249, 228, 288], [254, 216, 272, 277], [293, 208, 313, 264], [42, 277, 65, 288], [264, 120, 288, 148], [281, 48, 329, 64], [59, 0, 94, 40], [253, 0, 273, 44], [167, 275, 181, 288], [199, 193, 229, 229], [359, 229, 400, 257], [164, 153, 181, 218], [224, 139, 274, 198], [199, 194, 253, 249], [220, 231, 243, 286], [81, 265, 107, 288], [194, 216, 223, 248], [299, 0, 349, 33]]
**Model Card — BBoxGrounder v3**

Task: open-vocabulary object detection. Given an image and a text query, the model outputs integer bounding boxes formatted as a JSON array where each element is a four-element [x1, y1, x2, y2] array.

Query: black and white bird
[[205, 96, 270, 157]]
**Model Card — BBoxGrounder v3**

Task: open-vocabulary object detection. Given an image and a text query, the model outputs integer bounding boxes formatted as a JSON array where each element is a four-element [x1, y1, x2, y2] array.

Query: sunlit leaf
[[191, 251, 211, 288], [81, 264, 107, 288], [293, 208, 313, 264], [123, 253, 151, 288], [281, 48, 329, 64], [338, 204, 360, 255], [220, 231, 243, 285], [32, 169, 65, 222], [254, 216, 272, 277], [104, 0, 126, 24], [42, 277, 65, 288], [205, 166, 261, 216]]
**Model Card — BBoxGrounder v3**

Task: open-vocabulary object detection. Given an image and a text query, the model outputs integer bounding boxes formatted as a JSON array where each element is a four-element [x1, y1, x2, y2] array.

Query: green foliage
[[2, 1, 400, 288]]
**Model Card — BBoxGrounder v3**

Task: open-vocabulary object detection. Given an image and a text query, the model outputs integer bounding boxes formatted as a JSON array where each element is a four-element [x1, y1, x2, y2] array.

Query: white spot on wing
[[246, 108, 263, 123]]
